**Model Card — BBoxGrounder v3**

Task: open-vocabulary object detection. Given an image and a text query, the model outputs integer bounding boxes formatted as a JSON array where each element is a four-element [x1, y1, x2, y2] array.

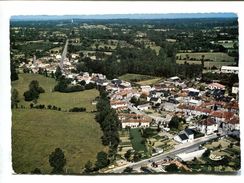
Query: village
[[18, 45, 240, 173], [10, 16, 240, 174]]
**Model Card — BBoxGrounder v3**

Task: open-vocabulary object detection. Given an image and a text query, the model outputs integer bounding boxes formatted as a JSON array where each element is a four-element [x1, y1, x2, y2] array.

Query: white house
[[232, 83, 239, 94], [110, 100, 128, 109], [221, 66, 239, 74], [174, 128, 195, 144], [137, 103, 151, 111]]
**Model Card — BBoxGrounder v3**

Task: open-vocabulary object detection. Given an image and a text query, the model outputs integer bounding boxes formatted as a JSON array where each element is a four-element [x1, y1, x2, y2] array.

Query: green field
[[12, 74, 99, 111], [130, 128, 147, 153], [176, 60, 235, 69], [12, 74, 106, 174], [12, 109, 106, 174], [119, 73, 161, 84], [176, 52, 235, 62]]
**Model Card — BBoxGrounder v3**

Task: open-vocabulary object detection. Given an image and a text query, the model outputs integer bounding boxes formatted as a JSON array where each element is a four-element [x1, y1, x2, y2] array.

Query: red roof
[[228, 116, 239, 124], [208, 82, 225, 89], [198, 118, 216, 126], [210, 111, 234, 120]]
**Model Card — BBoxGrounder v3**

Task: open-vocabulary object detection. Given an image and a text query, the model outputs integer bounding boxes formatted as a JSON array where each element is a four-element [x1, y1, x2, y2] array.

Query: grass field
[[130, 128, 147, 153], [176, 60, 235, 69], [176, 52, 236, 69], [119, 73, 161, 85], [12, 73, 106, 174], [12, 109, 106, 174], [12, 74, 99, 111], [176, 52, 235, 62]]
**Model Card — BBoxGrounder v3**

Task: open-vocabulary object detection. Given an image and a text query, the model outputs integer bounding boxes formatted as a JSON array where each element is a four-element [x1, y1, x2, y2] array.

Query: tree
[[165, 163, 179, 172], [202, 149, 210, 158], [84, 160, 93, 173], [95, 151, 109, 170], [49, 148, 66, 174], [11, 89, 19, 108], [55, 66, 63, 80], [11, 61, 19, 81], [23, 80, 45, 101], [123, 167, 133, 173], [31, 168, 42, 174], [168, 116, 180, 129]]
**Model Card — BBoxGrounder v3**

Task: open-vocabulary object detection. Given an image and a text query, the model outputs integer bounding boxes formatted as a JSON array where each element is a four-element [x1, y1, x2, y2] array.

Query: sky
[[11, 13, 237, 21]]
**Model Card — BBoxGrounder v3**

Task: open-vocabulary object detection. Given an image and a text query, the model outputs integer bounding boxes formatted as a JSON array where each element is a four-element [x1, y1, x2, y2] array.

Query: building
[[221, 66, 239, 74], [176, 148, 206, 162], [110, 100, 128, 110], [137, 103, 151, 111], [196, 118, 218, 135], [118, 113, 152, 128], [232, 83, 239, 94], [208, 83, 225, 90], [174, 129, 194, 144]]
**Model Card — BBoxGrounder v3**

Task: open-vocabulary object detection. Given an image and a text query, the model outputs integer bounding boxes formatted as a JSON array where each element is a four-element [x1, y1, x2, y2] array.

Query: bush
[[69, 107, 86, 112]]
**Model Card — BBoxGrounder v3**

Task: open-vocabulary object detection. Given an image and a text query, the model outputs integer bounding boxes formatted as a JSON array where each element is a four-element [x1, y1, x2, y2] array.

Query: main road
[[107, 133, 218, 173]]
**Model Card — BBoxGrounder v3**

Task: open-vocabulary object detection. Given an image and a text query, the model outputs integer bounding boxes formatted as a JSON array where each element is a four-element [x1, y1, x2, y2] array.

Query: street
[[108, 133, 217, 173]]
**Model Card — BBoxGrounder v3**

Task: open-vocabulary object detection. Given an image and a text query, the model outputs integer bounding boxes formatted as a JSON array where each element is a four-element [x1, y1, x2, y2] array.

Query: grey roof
[[179, 133, 188, 141], [185, 128, 194, 136]]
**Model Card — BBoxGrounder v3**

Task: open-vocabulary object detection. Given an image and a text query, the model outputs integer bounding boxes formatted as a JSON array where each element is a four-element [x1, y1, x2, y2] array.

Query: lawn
[[11, 73, 106, 174], [12, 109, 106, 174], [12, 73, 99, 111], [130, 128, 147, 153]]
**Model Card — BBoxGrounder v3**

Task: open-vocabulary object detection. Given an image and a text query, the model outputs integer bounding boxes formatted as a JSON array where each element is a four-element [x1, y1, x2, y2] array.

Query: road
[[108, 133, 217, 173]]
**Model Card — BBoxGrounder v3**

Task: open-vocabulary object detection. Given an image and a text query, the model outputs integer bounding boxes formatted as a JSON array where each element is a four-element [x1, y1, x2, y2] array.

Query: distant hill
[[11, 13, 237, 21]]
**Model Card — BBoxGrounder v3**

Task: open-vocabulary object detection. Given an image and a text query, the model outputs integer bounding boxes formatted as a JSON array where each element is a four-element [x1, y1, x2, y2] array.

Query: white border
[[0, 1, 244, 183]]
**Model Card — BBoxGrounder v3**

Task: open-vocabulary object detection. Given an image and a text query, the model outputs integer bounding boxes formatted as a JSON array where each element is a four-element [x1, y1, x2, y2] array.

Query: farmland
[[12, 74, 105, 174], [176, 52, 235, 69]]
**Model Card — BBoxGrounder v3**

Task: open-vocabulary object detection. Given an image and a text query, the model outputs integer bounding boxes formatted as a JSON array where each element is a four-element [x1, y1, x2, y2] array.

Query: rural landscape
[[10, 13, 240, 174]]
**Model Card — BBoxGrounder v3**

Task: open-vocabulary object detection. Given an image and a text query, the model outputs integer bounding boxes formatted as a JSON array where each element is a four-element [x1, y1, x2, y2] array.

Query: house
[[168, 76, 181, 82], [174, 133, 189, 144], [208, 83, 225, 90], [221, 66, 239, 74], [174, 128, 194, 144], [224, 116, 240, 131], [209, 111, 235, 123], [112, 78, 122, 86], [196, 118, 218, 135], [110, 100, 128, 110], [96, 79, 109, 86], [141, 85, 151, 95], [137, 103, 151, 111], [118, 113, 152, 128], [184, 128, 194, 141], [232, 83, 239, 94], [150, 97, 161, 106]]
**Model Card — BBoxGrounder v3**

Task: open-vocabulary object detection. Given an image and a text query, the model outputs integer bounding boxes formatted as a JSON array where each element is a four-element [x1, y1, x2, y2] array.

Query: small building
[[137, 103, 151, 111], [110, 100, 128, 109], [208, 83, 225, 90], [174, 133, 189, 144], [221, 66, 239, 74], [174, 128, 194, 144], [232, 83, 239, 94]]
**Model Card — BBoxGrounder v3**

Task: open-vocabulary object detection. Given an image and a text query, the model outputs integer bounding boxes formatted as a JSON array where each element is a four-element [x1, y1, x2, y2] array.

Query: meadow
[[12, 74, 105, 174]]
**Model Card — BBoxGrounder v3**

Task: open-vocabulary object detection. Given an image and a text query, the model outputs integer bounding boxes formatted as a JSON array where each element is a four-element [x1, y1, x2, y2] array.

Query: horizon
[[11, 13, 237, 21]]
